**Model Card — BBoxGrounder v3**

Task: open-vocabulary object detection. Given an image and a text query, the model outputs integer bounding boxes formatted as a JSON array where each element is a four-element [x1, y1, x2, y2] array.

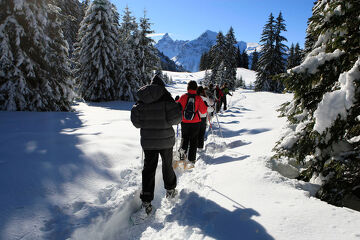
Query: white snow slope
[[1, 69, 359, 240]]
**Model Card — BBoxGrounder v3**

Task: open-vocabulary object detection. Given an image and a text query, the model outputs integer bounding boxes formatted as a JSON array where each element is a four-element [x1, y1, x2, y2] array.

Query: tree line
[[0, 0, 161, 111], [198, 12, 303, 92]]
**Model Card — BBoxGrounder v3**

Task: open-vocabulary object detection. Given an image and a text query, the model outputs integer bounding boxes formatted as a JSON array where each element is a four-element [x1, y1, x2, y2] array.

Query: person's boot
[[178, 148, 186, 161], [166, 189, 178, 199], [142, 201, 153, 215]]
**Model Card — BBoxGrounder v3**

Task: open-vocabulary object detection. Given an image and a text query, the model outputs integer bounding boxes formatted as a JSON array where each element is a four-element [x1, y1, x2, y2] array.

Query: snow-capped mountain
[[155, 30, 261, 72], [156, 33, 188, 59]]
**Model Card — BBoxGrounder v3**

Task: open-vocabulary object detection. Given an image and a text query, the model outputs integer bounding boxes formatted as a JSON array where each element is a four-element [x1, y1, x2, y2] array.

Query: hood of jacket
[[137, 84, 165, 104]]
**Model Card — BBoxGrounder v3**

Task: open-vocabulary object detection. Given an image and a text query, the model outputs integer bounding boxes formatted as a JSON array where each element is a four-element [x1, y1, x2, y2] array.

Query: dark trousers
[[140, 148, 177, 202], [216, 99, 222, 112], [222, 96, 227, 110], [198, 117, 207, 148], [181, 122, 200, 162]]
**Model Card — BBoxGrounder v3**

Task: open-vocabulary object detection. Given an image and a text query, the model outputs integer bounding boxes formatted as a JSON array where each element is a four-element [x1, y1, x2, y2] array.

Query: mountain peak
[[199, 30, 218, 40], [161, 33, 173, 41]]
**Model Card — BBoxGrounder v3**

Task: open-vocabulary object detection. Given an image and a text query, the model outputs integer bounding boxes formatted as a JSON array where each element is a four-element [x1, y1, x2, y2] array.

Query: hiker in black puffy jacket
[[131, 75, 182, 215]]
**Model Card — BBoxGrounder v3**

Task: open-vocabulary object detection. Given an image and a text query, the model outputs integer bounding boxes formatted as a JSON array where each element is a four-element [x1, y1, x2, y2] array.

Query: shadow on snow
[[203, 154, 250, 165], [221, 128, 272, 138], [0, 109, 119, 239], [165, 191, 275, 240], [86, 100, 134, 111]]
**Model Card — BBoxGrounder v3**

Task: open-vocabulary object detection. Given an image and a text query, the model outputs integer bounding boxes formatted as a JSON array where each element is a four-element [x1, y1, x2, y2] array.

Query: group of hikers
[[130, 74, 232, 216]]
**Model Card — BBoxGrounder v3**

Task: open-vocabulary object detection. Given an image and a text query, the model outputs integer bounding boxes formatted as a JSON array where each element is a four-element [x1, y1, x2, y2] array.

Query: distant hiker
[[197, 86, 214, 149], [221, 82, 232, 111], [131, 74, 182, 215], [177, 81, 207, 166], [215, 85, 224, 113]]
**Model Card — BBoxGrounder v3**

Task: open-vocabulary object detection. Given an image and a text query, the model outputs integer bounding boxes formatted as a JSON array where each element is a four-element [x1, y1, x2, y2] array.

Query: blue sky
[[112, 0, 314, 48]]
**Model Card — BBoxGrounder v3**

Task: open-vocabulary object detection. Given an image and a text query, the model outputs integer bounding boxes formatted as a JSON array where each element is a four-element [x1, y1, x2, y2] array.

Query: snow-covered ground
[[1, 69, 359, 240]]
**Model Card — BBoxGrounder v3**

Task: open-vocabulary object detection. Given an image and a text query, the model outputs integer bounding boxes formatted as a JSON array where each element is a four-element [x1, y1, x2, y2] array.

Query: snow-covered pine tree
[[214, 61, 226, 86], [224, 27, 237, 89], [274, 0, 360, 208], [202, 70, 212, 86], [255, 13, 276, 91], [210, 31, 226, 84], [54, 0, 83, 57], [0, 0, 74, 111], [138, 10, 160, 85], [234, 75, 245, 89], [255, 12, 287, 92], [45, 4, 75, 108], [118, 6, 141, 101], [251, 49, 259, 71], [74, 0, 119, 102]]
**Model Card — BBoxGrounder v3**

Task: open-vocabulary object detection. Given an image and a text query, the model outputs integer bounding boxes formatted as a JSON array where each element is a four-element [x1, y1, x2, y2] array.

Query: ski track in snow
[[1, 69, 360, 240]]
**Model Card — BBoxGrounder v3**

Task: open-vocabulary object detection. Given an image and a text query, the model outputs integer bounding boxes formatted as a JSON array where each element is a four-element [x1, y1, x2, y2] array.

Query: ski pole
[[215, 112, 223, 138], [175, 124, 179, 151]]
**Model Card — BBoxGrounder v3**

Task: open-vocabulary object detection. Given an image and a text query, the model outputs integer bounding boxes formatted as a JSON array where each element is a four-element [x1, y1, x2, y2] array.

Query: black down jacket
[[131, 84, 182, 150]]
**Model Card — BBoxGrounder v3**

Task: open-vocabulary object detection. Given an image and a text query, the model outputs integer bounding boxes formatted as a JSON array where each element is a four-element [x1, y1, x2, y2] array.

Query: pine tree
[[274, 0, 360, 208], [202, 70, 212, 86], [255, 13, 276, 91], [210, 32, 226, 83], [241, 51, 249, 69], [273, 12, 288, 92], [54, 0, 83, 57], [224, 27, 237, 89], [138, 10, 160, 85], [236, 46, 243, 68], [274, 12, 287, 72], [251, 49, 259, 71], [117, 6, 141, 101], [74, 0, 119, 102], [304, 2, 317, 55], [215, 61, 226, 86], [199, 52, 206, 71], [293, 43, 303, 66], [200, 52, 211, 71], [0, 0, 74, 111], [255, 12, 287, 92], [287, 42, 303, 69], [287, 43, 295, 69]]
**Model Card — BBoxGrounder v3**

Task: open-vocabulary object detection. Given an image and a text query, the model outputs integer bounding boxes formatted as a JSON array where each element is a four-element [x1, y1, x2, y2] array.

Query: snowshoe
[[130, 201, 155, 225], [166, 189, 178, 199], [173, 149, 187, 169]]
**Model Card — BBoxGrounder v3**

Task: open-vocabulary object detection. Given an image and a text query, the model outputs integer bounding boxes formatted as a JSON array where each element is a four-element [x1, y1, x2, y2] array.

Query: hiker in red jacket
[[177, 81, 207, 166]]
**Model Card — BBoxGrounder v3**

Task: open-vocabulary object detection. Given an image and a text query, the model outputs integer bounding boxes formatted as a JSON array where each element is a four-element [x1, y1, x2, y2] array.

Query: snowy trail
[[1, 69, 360, 240]]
